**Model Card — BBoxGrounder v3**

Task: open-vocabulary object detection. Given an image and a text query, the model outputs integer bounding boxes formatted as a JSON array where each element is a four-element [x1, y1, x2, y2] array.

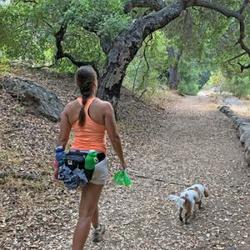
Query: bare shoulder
[[95, 98, 113, 113], [63, 99, 80, 113]]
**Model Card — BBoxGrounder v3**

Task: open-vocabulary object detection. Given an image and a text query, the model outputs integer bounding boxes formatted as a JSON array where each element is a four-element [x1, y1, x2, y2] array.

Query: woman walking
[[54, 66, 127, 249]]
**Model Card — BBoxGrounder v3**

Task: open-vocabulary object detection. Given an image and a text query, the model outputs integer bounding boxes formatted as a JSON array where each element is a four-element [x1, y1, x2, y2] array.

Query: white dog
[[168, 184, 209, 224]]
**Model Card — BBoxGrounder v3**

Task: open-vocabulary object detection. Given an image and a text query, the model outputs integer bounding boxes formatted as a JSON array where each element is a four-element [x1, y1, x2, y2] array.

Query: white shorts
[[90, 158, 109, 185]]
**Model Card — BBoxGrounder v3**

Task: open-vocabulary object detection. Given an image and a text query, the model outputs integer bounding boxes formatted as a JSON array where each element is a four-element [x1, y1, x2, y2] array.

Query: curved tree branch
[[140, 34, 153, 91], [188, 0, 249, 51], [123, 0, 250, 60], [186, 0, 250, 71], [238, 62, 250, 72], [238, 0, 249, 14], [226, 52, 247, 63], [237, 17, 250, 55], [54, 22, 99, 74]]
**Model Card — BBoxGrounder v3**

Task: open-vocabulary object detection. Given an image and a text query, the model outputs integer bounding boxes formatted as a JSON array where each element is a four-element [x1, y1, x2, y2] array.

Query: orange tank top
[[71, 97, 106, 153]]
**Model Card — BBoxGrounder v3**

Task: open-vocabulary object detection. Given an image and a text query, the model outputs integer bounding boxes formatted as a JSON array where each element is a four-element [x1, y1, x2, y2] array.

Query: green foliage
[[164, 2, 249, 73], [0, 0, 249, 98], [177, 60, 210, 96], [223, 75, 250, 97], [178, 82, 200, 96], [124, 31, 168, 93], [0, 51, 10, 75], [207, 71, 226, 87], [98, 13, 131, 40], [207, 69, 250, 98], [0, 0, 131, 71], [221, 72, 250, 98], [178, 64, 199, 96]]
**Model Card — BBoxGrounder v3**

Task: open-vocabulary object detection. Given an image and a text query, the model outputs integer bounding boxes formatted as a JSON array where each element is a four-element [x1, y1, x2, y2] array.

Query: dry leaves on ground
[[0, 67, 250, 250]]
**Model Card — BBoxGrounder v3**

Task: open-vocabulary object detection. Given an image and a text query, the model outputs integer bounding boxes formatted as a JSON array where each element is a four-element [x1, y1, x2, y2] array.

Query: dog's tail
[[167, 195, 185, 208]]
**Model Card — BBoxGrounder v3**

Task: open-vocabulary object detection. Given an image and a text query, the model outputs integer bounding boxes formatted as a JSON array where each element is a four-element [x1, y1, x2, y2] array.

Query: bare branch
[[226, 52, 247, 63], [238, 0, 249, 14], [124, 0, 166, 13], [42, 19, 54, 30], [238, 62, 250, 72], [187, 0, 240, 18], [237, 17, 250, 54], [15, 0, 38, 4], [138, 88, 147, 99], [141, 34, 153, 88], [54, 22, 99, 74], [186, 0, 250, 70], [23, 0, 37, 3]]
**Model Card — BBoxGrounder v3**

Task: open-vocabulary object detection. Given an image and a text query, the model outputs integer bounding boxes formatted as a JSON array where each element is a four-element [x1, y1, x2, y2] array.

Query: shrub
[[178, 82, 200, 95], [222, 75, 250, 98]]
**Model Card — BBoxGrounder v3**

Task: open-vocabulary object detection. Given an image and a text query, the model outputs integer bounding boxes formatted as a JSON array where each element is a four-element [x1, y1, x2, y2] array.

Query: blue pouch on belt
[[58, 151, 89, 190], [58, 150, 105, 190], [58, 165, 88, 190]]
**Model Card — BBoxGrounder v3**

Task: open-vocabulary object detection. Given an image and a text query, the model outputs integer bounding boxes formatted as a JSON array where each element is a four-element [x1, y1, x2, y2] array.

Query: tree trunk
[[167, 47, 181, 89], [97, 1, 187, 110], [168, 66, 180, 89]]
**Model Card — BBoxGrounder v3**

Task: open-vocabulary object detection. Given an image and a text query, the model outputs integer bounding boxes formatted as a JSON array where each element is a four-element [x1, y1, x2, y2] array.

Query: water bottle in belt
[[85, 150, 99, 170]]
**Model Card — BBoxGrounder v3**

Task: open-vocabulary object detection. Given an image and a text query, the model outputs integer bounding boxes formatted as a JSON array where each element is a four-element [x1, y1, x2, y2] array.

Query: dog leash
[[128, 170, 189, 186]]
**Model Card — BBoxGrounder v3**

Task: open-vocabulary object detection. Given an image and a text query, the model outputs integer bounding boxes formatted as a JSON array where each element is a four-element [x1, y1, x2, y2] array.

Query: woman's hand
[[121, 162, 127, 170]]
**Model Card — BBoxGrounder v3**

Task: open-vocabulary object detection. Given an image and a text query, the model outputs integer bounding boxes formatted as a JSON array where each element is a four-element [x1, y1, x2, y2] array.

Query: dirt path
[[1, 73, 250, 249], [85, 95, 250, 250]]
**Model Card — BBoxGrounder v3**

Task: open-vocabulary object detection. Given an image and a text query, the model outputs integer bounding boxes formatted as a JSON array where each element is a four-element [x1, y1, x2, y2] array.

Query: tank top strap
[[84, 97, 95, 111]]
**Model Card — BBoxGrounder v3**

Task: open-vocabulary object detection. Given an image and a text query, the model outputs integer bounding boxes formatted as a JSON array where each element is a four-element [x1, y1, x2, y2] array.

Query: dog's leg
[[184, 202, 192, 224], [198, 201, 202, 209], [184, 211, 192, 224], [198, 200, 205, 210], [185, 210, 192, 224], [179, 207, 183, 222]]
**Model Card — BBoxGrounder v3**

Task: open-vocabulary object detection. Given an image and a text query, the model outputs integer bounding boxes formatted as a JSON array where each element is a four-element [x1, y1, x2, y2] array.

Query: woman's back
[[67, 97, 107, 153]]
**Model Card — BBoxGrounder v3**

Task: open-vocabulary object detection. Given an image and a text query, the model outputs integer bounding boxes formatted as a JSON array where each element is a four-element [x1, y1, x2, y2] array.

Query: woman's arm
[[104, 102, 127, 169], [57, 108, 72, 149]]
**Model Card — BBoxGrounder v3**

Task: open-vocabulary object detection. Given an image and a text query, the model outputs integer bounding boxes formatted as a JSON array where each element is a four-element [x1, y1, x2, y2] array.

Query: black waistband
[[68, 150, 105, 162]]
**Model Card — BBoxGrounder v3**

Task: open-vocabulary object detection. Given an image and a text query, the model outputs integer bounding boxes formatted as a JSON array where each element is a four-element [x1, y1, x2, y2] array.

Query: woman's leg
[[79, 190, 99, 228], [91, 206, 99, 228], [72, 183, 103, 250]]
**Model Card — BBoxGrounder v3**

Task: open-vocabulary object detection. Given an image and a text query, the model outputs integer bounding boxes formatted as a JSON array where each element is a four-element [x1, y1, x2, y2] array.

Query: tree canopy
[[0, 0, 249, 106]]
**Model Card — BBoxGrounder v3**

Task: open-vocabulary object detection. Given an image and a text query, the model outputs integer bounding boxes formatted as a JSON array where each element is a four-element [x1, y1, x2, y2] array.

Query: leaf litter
[[0, 67, 250, 250]]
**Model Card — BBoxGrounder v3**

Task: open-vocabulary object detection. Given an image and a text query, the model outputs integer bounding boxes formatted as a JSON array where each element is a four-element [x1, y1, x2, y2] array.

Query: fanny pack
[[58, 150, 106, 190], [65, 150, 105, 180]]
